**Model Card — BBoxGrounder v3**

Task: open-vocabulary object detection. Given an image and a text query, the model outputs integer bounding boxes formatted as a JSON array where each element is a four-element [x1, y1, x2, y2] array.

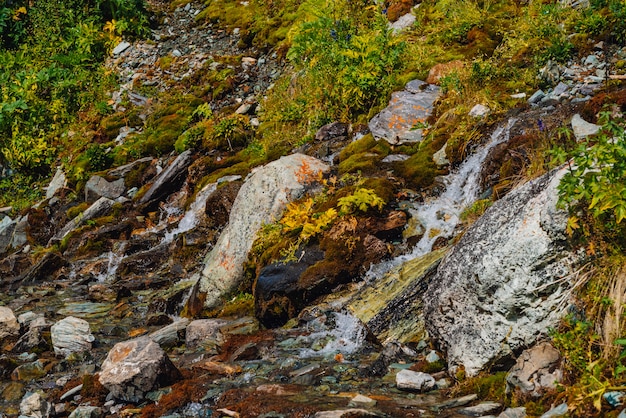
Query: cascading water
[[368, 118, 517, 279], [95, 241, 128, 282], [162, 182, 217, 244]]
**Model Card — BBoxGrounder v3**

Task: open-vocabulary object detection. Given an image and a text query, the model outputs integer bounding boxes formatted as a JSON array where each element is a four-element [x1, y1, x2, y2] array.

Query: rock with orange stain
[[98, 337, 182, 402], [188, 154, 329, 312], [425, 60, 465, 85], [368, 79, 440, 145]]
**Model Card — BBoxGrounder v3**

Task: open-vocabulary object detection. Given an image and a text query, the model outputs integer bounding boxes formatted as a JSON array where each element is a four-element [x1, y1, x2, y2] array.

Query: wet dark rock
[[149, 318, 189, 348], [138, 150, 194, 209], [85, 175, 126, 203], [12, 316, 51, 353], [204, 180, 242, 228], [117, 244, 169, 276], [16, 252, 68, 288], [255, 246, 325, 328], [98, 337, 182, 403], [424, 166, 578, 376], [506, 342, 563, 397], [315, 122, 350, 142]]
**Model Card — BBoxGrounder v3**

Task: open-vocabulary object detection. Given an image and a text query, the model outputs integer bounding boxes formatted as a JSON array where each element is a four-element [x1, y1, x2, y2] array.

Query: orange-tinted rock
[[425, 60, 465, 85]]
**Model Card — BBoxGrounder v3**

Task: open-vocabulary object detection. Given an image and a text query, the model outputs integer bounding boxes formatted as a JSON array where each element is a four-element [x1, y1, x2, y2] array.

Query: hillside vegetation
[[2, 0, 626, 415]]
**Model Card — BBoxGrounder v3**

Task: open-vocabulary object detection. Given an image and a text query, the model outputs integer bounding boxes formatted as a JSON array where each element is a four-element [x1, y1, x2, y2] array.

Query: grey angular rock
[[528, 90, 545, 104], [458, 402, 501, 416], [48, 197, 115, 245], [315, 122, 349, 141], [148, 318, 189, 348], [107, 157, 153, 180], [431, 394, 478, 411], [369, 80, 440, 145], [395, 369, 436, 392], [389, 12, 416, 33], [68, 406, 102, 418], [499, 407, 527, 418], [13, 316, 51, 353], [138, 150, 193, 207], [99, 337, 182, 402], [191, 154, 329, 311], [185, 318, 229, 351], [468, 104, 491, 118], [539, 403, 568, 418], [46, 168, 67, 199], [20, 392, 51, 418], [85, 175, 125, 202], [0, 306, 20, 339], [315, 409, 382, 418], [506, 342, 563, 397], [51, 316, 95, 357], [0, 216, 16, 256], [571, 114, 600, 140], [424, 166, 579, 376]]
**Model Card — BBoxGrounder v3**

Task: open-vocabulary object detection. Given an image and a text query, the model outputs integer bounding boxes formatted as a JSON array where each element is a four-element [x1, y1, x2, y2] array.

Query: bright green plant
[[337, 188, 385, 214], [557, 113, 626, 228]]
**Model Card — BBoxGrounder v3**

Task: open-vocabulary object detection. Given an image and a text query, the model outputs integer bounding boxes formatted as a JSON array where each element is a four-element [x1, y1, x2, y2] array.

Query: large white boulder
[[51, 316, 95, 357], [424, 166, 580, 376], [191, 154, 329, 311]]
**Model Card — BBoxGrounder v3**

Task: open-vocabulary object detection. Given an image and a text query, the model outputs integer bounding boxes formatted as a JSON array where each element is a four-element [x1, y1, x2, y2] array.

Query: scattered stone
[[139, 150, 194, 207], [571, 114, 601, 140], [68, 405, 102, 418], [46, 168, 67, 199], [369, 79, 440, 145], [348, 394, 377, 408], [618, 408, 626, 418], [458, 402, 502, 416], [396, 369, 436, 392], [431, 394, 478, 411], [149, 318, 190, 348], [112, 41, 131, 56], [0, 216, 17, 256], [425, 350, 441, 363], [528, 90, 545, 104], [0, 306, 20, 339], [85, 175, 125, 202], [424, 166, 578, 376], [539, 403, 568, 418], [13, 316, 50, 353], [60, 384, 83, 401], [382, 154, 410, 163], [315, 122, 349, 142], [552, 81, 570, 96], [510, 93, 527, 99], [20, 392, 51, 418], [389, 12, 416, 33], [51, 316, 95, 357], [506, 342, 563, 397], [48, 197, 115, 245], [426, 60, 464, 85], [235, 103, 253, 115], [315, 409, 382, 418], [17, 251, 68, 286], [499, 407, 527, 418], [604, 391, 625, 408], [99, 337, 182, 402], [185, 318, 228, 352], [468, 104, 491, 118], [11, 361, 47, 381]]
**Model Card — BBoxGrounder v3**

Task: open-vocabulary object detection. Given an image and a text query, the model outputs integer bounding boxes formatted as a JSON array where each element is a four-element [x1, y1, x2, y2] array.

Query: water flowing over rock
[[98, 337, 182, 402], [424, 166, 578, 376], [368, 80, 440, 145], [50, 316, 95, 357], [187, 154, 329, 313]]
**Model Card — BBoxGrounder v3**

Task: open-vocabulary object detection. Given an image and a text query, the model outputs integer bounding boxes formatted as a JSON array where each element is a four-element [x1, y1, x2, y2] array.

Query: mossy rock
[[393, 142, 446, 190]]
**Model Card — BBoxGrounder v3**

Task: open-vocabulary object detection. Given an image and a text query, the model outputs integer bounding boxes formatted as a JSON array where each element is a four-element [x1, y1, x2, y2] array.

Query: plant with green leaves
[[556, 113, 626, 235]]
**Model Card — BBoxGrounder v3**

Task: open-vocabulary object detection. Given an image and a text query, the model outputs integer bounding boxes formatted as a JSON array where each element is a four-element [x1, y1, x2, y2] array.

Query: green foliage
[[84, 144, 113, 171], [337, 188, 385, 214], [557, 113, 626, 232], [287, 4, 405, 121], [0, 173, 44, 212]]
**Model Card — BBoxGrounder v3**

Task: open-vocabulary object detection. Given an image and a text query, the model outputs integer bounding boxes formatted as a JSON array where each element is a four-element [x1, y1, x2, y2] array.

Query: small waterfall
[[95, 241, 128, 282], [298, 311, 367, 358], [162, 182, 217, 244], [368, 118, 516, 279]]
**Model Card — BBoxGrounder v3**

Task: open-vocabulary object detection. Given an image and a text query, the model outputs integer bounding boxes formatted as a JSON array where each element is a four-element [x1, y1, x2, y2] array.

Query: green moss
[[66, 203, 91, 220], [394, 141, 446, 190], [457, 371, 508, 401]]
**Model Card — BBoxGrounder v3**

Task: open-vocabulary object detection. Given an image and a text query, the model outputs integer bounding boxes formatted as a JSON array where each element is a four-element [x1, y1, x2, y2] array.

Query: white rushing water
[[298, 311, 367, 358], [367, 118, 516, 279], [95, 241, 128, 282], [162, 182, 217, 244]]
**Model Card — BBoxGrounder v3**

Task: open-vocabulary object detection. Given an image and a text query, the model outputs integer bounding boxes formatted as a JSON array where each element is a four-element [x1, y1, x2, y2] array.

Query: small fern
[[337, 188, 385, 215]]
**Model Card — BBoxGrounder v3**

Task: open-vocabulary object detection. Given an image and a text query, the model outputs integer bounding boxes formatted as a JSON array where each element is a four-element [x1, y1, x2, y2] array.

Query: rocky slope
[[1, 1, 626, 418]]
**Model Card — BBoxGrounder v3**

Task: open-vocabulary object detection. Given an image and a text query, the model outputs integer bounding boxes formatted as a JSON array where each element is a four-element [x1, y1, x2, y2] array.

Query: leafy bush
[[557, 113, 626, 229]]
